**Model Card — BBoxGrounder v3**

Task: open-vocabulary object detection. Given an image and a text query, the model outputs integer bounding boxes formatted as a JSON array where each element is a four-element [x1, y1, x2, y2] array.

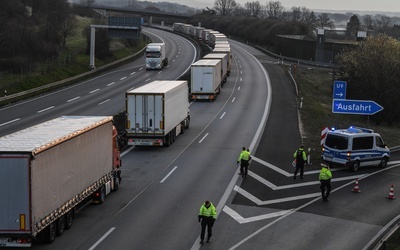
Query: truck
[[190, 59, 222, 101], [203, 53, 229, 83], [125, 80, 190, 147], [213, 47, 232, 76], [0, 116, 122, 247], [145, 43, 168, 70]]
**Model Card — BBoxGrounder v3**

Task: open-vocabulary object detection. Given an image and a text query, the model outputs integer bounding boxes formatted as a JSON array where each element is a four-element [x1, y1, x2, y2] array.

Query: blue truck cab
[[322, 127, 390, 171]]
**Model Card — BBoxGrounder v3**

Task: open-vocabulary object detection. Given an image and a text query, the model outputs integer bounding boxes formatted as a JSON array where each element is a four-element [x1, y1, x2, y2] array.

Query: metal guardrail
[[0, 47, 146, 107]]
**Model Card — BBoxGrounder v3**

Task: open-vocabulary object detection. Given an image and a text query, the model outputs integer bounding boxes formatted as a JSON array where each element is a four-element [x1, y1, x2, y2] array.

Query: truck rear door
[[0, 156, 31, 233], [128, 94, 163, 134]]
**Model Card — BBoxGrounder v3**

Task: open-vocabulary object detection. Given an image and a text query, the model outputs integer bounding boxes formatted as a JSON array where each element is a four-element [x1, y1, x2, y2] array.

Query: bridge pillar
[[315, 28, 325, 62], [148, 15, 152, 26]]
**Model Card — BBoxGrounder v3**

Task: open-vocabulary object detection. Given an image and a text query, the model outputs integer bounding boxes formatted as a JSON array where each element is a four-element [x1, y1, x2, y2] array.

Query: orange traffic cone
[[351, 178, 361, 193], [386, 184, 396, 200]]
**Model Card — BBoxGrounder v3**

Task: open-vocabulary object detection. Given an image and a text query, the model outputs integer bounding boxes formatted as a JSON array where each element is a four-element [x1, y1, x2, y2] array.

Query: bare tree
[[265, 1, 284, 19], [59, 14, 78, 47], [244, 1, 262, 18], [363, 15, 374, 31], [346, 15, 361, 39], [317, 13, 335, 29], [375, 15, 391, 34], [214, 0, 237, 16]]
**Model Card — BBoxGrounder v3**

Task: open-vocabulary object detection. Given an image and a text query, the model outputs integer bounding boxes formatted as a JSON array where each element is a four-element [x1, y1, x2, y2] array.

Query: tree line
[[0, 0, 78, 71]]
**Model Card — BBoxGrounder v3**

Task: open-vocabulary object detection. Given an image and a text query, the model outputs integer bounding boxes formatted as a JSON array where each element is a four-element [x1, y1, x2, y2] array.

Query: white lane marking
[[234, 185, 321, 205], [160, 166, 178, 183], [251, 155, 357, 177], [172, 60, 176, 62], [231, 97, 235, 102], [139, 67, 143, 71], [90, 89, 100, 94], [198, 133, 209, 143], [107, 82, 115, 86], [158, 71, 162, 74], [240, 77, 242, 82], [223, 205, 293, 224], [220, 112, 226, 119], [145, 78, 151, 82], [238, 86, 241, 90], [37, 106, 54, 113], [67, 96, 80, 102], [88, 227, 116, 250], [120, 77, 127, 80], [130, 72, 136, 75], [98, 99, 110, 105], [0, 118, 21, 127]]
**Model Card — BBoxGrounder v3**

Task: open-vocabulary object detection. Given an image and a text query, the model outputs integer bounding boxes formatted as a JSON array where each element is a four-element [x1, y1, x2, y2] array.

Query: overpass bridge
[[73, 3, 192, 25]]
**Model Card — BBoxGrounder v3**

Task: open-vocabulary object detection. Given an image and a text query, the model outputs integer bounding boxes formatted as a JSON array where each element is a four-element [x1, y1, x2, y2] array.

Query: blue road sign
[[333, 81, 347, 99], [332, 99, 383, 115]]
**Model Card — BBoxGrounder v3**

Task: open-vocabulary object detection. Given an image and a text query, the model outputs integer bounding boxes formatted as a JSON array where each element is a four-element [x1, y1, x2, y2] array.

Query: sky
[[157, 0, 400, 13]]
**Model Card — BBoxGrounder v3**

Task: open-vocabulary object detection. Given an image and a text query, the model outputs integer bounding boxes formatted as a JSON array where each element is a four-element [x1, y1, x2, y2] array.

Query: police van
[[322, 127, 390, 171]]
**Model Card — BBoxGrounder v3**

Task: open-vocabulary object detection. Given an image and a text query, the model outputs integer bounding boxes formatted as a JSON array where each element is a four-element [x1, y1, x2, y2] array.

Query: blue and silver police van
[[322, 127, 390, 171]]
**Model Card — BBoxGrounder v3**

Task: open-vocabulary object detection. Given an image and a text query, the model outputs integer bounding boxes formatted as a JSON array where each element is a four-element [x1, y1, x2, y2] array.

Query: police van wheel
[[379, 157, 389, 168], [352, 161, 360, 172]]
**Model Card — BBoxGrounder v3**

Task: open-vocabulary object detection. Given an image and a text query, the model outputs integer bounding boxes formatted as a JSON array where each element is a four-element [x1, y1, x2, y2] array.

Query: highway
[[1, 26, 400, 250]]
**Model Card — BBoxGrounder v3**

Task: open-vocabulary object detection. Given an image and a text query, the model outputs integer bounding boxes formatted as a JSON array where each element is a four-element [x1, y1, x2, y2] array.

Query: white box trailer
[[190, 59, 222, 101], [125, 80, 190, 147], [0, 116, 122, 247], [203, 53, 229, 83], [212, 47, 232, 76]]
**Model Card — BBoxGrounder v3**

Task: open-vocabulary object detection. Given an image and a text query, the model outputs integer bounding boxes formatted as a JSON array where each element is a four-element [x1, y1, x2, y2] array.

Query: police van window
[[376, 136, 385, 148], [352, 136, 373, 150], [325, 134, 348, 149]]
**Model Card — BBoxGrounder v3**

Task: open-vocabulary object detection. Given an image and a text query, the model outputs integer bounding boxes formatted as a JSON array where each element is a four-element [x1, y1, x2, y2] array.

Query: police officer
[[319, 163, 332, 201], [198, 200, 217, 244], [293, 145, 307, 179], [237, 147, 251, 178]]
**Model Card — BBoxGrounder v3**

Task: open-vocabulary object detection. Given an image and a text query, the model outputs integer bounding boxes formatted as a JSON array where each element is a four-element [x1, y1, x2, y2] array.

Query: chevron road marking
[[223, 205, 293, 224], [233, 185, 321, 205]]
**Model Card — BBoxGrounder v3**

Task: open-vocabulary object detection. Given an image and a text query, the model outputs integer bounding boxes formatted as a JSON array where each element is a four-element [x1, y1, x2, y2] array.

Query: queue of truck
[[172, 22, 232, 101], [0, 23, 232, 247]]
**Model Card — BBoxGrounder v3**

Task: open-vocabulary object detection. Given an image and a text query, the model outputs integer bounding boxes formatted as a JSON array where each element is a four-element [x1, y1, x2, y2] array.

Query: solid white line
[[88, 227, 115, 250], [198, 133, 209, 143], [37, 106, 54, 113], [120, 77, 126, 80], [0, 118, 21, 127], [90, 89, 100, 94], [107, 82, 115, 86], [220, 112, 226, 119], [98, 99, 110, 105], [67, 96, 80, 102], [160, 166, 178, 183]]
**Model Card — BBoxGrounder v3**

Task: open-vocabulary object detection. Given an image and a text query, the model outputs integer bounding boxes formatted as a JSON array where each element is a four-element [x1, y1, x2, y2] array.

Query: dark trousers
[[240, 160, 249, 177], [320, 180, 331, 200], [200, 217, 214, 241], [294, 161, 304, 178]]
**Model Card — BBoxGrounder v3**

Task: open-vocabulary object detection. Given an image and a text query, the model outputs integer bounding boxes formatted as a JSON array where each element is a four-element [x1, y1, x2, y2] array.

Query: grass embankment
[[285, 65, 400, 165], [0, 15, 146, 96]]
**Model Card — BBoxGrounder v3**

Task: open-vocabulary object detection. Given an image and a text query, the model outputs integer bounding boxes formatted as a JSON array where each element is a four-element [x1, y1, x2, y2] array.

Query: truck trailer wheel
[[98, 186, 106, 204], [56, 216, 65, 236], [44, 222, 56, 243], [65, 211, 73, 230]]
